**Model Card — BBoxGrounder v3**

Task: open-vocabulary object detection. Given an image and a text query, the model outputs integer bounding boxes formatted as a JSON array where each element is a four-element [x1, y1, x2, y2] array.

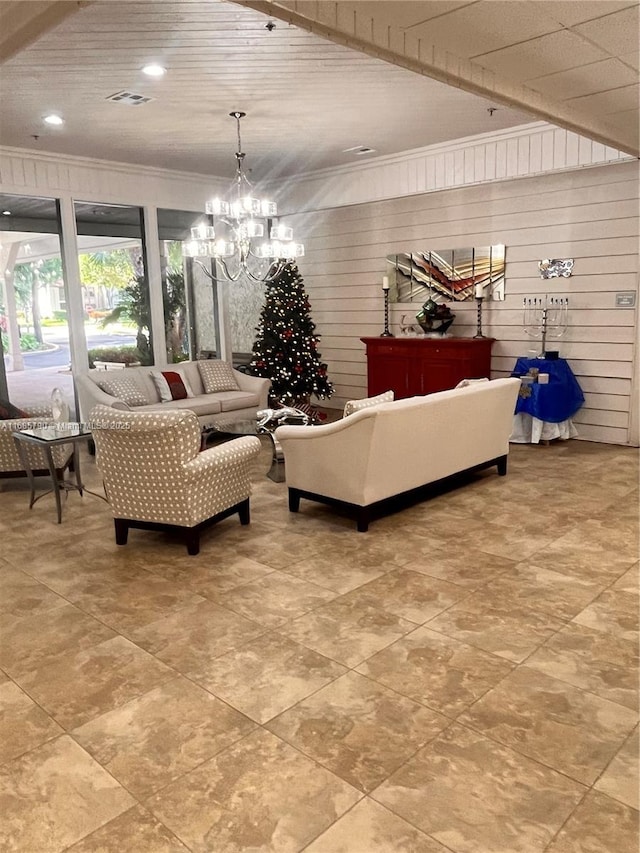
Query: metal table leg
[[44, 445, 63, 524], [15, 440, 37, 509]]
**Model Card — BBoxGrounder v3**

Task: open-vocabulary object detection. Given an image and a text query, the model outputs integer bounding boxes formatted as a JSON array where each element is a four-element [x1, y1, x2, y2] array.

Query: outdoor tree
[[248, 262, 333, 406], [79, 250, 136, 309], [162, 241, 187, 362], [13, 257, 63, 343]]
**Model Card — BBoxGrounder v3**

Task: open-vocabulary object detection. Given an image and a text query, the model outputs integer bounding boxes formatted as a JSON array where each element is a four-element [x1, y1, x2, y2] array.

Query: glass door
[[0, 192, 75, 414]]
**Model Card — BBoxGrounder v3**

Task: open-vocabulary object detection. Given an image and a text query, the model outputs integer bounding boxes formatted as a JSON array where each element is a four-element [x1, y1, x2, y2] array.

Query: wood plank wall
[[292, 160, 639, 446]]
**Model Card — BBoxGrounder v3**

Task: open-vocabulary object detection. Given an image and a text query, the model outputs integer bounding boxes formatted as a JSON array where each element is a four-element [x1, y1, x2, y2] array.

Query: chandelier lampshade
[[183, 111, 304, 283]]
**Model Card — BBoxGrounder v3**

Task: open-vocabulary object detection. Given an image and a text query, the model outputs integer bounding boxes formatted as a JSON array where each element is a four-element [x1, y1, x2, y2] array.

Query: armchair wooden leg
[[114, 518, 129, 545], [288, 488, 301, 513], [185, 529, 200, 556], [497, 455, 508, 476], [238, 498, 250, 525], [356, 508, 370, 533]]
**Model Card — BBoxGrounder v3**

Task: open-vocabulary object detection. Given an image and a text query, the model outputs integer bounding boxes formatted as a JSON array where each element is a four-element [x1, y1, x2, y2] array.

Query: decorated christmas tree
[[249, 263, 334, 407]]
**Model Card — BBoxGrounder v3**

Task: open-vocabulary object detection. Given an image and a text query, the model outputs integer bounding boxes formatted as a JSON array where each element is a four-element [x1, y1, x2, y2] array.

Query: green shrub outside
[[1, 331, 45, 352], [87, 345, 143, 369]]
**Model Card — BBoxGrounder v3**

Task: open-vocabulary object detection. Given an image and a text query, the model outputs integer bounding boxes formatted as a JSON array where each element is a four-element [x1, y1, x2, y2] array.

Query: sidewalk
[[6, 366, 77, 417]]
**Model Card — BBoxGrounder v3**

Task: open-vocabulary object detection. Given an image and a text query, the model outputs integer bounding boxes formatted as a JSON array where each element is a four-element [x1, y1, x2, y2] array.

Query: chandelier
[[183, 111, 304, 283]]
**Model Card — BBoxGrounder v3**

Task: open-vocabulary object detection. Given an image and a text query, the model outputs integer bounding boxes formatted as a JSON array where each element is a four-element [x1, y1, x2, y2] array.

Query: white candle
[[475, 283, 484, 298], [382, 276, 390, 290]]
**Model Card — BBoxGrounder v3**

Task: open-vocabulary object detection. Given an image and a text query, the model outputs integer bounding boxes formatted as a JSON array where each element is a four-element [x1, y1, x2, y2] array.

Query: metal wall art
[[386, 244, 505, 303], [538, 258, 574, 279]]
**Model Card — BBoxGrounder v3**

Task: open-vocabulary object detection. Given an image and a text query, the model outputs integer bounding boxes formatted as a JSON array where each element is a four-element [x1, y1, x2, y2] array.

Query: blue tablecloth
[[512, 357, 585, 423]]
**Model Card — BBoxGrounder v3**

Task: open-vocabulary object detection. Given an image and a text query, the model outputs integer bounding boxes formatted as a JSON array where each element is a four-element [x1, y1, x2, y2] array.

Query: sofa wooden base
[[114, 498, 251, 555], [288, 455, 508, 532]]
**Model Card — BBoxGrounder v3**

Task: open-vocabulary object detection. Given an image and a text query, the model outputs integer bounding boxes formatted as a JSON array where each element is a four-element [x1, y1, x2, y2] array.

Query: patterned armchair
[[0, 404, 73, 480], [90, 404, 261, 555]]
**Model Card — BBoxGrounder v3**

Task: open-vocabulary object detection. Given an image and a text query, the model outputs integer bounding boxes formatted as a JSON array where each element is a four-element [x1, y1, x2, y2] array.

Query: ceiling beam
[[0, 1, 92, 64], [235, 0, 638, 157]]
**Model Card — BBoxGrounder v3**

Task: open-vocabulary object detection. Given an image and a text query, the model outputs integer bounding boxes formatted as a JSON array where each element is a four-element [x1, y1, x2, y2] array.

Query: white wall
[[1, 133, 637, 445], [292, 160, 639, 446]]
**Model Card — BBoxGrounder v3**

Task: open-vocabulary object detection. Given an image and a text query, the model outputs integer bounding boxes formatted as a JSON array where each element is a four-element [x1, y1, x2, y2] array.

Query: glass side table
[[13, 424, 107, 523]]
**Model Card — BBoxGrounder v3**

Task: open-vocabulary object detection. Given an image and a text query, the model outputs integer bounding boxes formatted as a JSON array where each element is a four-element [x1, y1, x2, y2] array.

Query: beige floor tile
[[594, 727, 639, 809], [146, 728, 361, 852], [16, 636, 174, 729], [357, 625, 513, 716], [613, 562, 639, 594], [211, 570, 338, 628], [479, 563, 605, 621], [66, 805, 189, 852], [128, 599, 266, 673], [0, 602, 115, 679], [525, 622, 639, 711], [404, 545, 517, 589], [425, 593, 565, 663], [0, 735, 134, 853], [373, 724, 586, 853], [268, 671, 448, 792], [191, 632, 346, 723], [573, 588, 639, 642], [546, 789, 639, 853], [304, 798, 449, 852], [460, 667, 637, 785], [282, 552, 394, 595], [280, 598, 417, 667], [234, 529, 329, 569], [29, 565, 205, 633], [142, 552, 276, 596], [342, 568, 469, 625], [528, 522, 638, 581], [73, 676, 255, 798], [0, 681, 63, 764], [0, 564, 68, 618]]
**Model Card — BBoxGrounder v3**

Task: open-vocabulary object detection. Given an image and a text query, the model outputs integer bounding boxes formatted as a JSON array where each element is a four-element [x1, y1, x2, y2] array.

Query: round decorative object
[[50, 387, 69, 423], [415, 301, 455, 335]]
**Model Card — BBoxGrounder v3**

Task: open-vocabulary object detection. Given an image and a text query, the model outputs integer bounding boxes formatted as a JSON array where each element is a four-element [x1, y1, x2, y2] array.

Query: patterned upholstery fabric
[[90, 404, 261, 527], [97, 375, 149, 407], [199, 360, 239, 393], [0, 405, 73, 474], [343, 390, 394, 417]]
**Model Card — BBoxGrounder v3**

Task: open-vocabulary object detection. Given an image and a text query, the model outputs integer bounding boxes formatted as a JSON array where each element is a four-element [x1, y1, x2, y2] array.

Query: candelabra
[[523, 295, 569, 356], [380, 276, 394, 337]]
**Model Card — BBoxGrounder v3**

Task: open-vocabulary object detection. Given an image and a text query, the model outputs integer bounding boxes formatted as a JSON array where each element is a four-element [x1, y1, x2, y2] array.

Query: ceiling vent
[[105, 91, 153, 106], [342, 145, 376, 156]]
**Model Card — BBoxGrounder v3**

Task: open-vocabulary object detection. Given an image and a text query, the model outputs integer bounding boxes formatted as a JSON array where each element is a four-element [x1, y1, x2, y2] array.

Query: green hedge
[[87, 345, 143, 369]]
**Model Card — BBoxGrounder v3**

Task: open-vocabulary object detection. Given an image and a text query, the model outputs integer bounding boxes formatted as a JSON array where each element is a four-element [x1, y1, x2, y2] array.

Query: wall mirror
[[386, 244, 505, 303]]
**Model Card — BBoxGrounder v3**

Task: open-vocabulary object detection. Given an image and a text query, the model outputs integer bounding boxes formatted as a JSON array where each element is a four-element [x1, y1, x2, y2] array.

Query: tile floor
[[0, 437, 638, 852]]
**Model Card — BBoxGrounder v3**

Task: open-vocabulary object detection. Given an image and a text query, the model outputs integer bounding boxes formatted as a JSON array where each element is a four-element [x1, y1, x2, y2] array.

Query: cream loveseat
[[275, 377, 521, 531], [76, 359, 270, 427]]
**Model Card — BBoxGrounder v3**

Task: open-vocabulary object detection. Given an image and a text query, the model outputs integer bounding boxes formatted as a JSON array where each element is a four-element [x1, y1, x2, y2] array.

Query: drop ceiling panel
[[402, 1, 560, 58], [524, 0, 636, 27], [527, 58, 639, 100], [573, 5, 640, 55], [566, 84, 640, 115], [475, 30, 609, 82]]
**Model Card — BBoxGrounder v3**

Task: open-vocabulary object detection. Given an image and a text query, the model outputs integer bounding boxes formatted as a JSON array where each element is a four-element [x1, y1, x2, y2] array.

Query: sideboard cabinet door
[[361, 337, 494, 399]]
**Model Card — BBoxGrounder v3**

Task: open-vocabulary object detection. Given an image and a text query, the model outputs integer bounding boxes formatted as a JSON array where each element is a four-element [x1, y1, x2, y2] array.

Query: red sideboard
[[361, 336, 494, 399]]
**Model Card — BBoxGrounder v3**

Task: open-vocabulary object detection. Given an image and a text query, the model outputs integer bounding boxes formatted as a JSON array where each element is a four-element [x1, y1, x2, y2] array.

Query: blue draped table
[[510, 357, 585, 443]]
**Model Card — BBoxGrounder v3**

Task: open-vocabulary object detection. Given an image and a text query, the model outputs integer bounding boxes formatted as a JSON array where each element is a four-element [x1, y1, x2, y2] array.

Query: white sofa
[[275, 377, 521, 531], [75, 360, 270, 427]]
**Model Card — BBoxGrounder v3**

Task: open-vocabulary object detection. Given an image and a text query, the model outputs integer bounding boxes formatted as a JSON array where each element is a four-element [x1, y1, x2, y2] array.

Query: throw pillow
[[0, 398, 29, 419], [97, 375, 148, 407], [150, 370, 194, 402], [343, 390, 394, 417], [198, 360, 239, 393]]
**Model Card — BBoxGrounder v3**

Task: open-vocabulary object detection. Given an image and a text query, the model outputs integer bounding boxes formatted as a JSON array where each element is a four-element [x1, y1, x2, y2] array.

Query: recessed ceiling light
[[43, 113, 64, 126], [2, 210, 11, 216], [342, 145, 376, 156], [142, 64, 166, 77]]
